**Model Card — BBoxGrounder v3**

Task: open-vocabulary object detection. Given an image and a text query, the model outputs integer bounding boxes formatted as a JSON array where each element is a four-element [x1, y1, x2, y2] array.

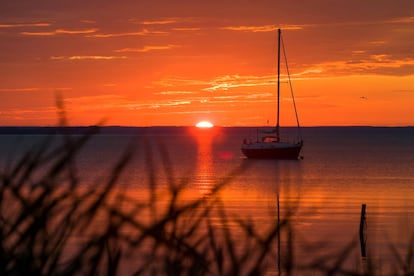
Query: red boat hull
[[241, 142, 302, 159]]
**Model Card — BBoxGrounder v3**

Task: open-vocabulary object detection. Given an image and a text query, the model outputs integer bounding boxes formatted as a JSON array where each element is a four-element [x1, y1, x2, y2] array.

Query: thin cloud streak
[[0, 87, 72, 93], [155, 91, 197, 95], [89, 29, 167, 38], [0, 108, 55, 115], [221, 24, 305, 32], [313, 56, 414, 76], [65, 94, 125, 105], [387, 16, 414, 24], [125, 100, 191, 110], [21, 28, 98, 36], [172, 27, 202, 31], [115, 45, 179, 53], [205, 75, 273, 91], [132, 17, 199, 25], [0, 23, 51, 28], [141, 19, 177, 25], [0, 88, 40, 92], [153, 72, 321, 94], [50, 56, 127, 60], [153, 78, 209, 88]]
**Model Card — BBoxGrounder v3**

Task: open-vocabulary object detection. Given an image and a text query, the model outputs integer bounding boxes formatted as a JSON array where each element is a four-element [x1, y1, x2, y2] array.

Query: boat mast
[[276, 28, 281, 140]]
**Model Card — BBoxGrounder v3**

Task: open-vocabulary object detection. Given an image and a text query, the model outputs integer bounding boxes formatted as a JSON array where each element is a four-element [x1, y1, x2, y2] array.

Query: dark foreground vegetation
[[1, 115, 413, 275]]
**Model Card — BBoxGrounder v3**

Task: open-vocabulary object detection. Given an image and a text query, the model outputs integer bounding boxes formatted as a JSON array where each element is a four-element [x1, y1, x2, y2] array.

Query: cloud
[[0, 87, 40, 92], [130, 17, 199, 25], [89, 28, 167, 38], [141, 19, 177, 25], [153, 77, 209, 88], [0, 87, 72, 93], [172, 27, 201, 31], [54, 28, 98, 35], [369, 40, 386, 45], [352, 50, 367, 55], [152, 72, 321, 95], [144, 75, 287, 109], [0, 108, 54, 116], [21, 28, 98, 36], [385, 16, 414, 24], [0, 22, 51, 28], [314, 55, 414, 76], [154, 91, 198, 95], [307, 15, 414, 29], [50, 55, 127, 60], [221, 24, 305, 33], [66, 94, 124, 103], [115, 45, 178, 53], [211, 93, 273, 101], [61, 94, 196, 113], [125, 100, 191, 110], [204, 75, 276, 91], [80, 20, 97, 24], [152, 110, 212, 115]]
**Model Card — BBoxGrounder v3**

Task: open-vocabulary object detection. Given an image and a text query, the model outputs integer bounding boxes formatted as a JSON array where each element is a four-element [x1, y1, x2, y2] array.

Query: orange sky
[[0, 0, 413, 126]]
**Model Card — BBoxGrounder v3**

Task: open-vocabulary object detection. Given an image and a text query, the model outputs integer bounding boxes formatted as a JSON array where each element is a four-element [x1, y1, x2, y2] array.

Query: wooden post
[[359, 204, 367, 258], [277, 193, 281, 275]]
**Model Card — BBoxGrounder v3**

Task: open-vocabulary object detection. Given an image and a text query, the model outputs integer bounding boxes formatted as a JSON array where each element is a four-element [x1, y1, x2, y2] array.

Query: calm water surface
[[1, 126, 414, 274]]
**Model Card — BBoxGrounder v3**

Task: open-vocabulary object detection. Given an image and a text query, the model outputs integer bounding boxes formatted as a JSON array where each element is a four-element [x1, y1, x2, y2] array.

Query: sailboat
[[241, 28, 303, 159]]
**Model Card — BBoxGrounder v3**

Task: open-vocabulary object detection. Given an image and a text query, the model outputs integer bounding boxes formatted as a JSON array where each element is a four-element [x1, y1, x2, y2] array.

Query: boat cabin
[[262, 136, 280, 143]]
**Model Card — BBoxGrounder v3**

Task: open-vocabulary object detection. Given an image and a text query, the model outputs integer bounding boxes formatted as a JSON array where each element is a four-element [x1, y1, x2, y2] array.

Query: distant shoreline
[[0, 126, 412, 135]]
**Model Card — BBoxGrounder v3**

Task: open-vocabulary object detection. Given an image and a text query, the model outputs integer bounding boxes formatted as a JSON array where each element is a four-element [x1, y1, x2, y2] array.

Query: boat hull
[[241, 142, 302, 159]]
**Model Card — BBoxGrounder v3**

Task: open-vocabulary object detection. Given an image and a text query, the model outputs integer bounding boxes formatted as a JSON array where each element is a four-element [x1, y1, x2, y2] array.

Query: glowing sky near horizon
[[0, 0, 413, 126]]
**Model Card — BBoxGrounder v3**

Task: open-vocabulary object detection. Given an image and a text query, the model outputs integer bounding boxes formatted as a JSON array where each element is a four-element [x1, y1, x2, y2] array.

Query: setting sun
[[196, 121, 214, 128]]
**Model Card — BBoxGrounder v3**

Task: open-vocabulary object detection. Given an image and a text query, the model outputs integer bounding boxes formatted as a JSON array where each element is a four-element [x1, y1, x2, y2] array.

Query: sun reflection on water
[[190, 126, 218, 195]]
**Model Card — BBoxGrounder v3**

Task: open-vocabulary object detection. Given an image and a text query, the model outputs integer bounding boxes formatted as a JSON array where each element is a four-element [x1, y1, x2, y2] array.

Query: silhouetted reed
[[0, 125, 282, 274]]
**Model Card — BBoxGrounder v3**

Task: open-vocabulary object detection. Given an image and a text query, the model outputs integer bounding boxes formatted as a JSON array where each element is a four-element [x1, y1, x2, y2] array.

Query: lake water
[[1, 126, 414, 274]]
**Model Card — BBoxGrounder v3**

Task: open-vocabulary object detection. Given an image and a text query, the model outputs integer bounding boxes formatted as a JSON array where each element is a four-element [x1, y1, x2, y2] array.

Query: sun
[[195, 121, 214, 128]]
